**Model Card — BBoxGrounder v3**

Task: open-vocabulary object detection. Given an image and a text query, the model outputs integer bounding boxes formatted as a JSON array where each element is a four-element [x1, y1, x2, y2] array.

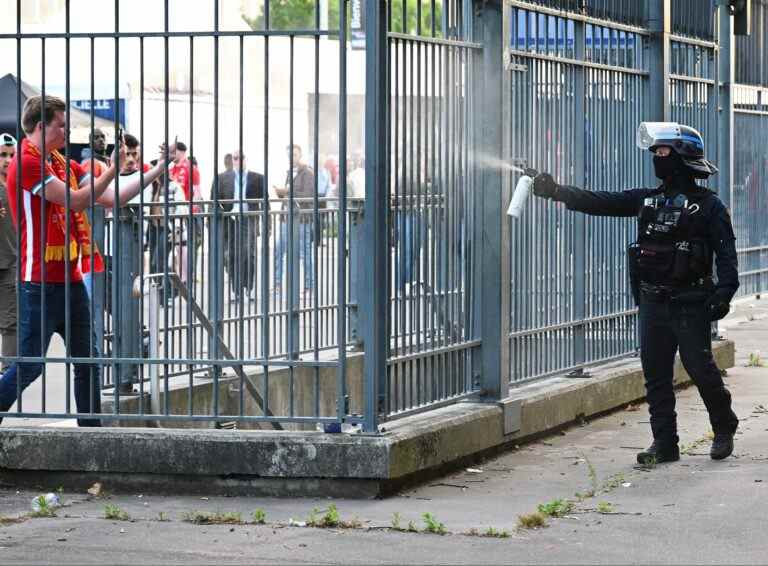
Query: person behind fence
[[95, 133, 175, 393], [212, 150, 264, 299], [0, 95, 127, 426], [531, 122, 739, 464], [168, 141, 202, 291], [0, 134, 18, 372], [273, 144, 315, 298], [80, 127, 110, 177], [83, 134, 169, 295]]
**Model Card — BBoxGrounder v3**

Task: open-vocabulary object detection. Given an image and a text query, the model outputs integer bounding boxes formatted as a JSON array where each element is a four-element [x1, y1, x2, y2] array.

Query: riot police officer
[[532, 122, 739, 464]]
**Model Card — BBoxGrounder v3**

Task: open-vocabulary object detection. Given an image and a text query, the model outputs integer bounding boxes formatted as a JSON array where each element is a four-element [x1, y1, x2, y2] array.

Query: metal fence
[[384, 2, 481, 419], [2, 0, 768, 432], [505, 2, 647, 382]]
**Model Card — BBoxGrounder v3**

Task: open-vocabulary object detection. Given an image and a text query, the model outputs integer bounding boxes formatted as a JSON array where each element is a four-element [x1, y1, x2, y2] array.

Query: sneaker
[[636, 441, 680, 465], [710, 433, 734, 460]]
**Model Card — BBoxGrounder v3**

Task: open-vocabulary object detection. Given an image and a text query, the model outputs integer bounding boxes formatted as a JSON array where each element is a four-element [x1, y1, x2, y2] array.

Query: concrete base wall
[[0, 341, 735, 497], [103, 354, 365, 431]]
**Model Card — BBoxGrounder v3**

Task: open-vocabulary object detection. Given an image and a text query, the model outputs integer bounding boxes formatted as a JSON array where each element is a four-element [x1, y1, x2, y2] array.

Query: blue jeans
[[0, 282, 101, 426], [274, 221, 314, 290], [395, 211, 423, 289]]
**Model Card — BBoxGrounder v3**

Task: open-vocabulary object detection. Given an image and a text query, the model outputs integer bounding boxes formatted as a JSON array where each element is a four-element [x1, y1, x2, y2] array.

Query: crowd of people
[[0, 94, 361, 423]]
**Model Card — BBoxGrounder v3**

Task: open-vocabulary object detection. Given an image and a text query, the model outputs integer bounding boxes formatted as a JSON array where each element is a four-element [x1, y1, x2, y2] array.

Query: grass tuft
[[596, 502, 614, 514], [517, 512, 547, 529], [422, 512, 447, 535], [537, 499, 574, 518], [181, 511, 242, 525], [104, 503, 130, 521]]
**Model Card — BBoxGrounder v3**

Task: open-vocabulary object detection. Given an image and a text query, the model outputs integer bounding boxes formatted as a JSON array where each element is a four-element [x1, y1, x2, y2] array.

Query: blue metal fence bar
[[735, 0, 768, 85], [732, 84, 768, 296], [671, 0, 717, 40], [476, 0, 507, 400]]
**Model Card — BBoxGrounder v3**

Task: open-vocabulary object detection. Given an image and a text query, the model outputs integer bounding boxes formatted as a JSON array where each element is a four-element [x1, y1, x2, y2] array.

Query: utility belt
[[638, 278, 713, 304]]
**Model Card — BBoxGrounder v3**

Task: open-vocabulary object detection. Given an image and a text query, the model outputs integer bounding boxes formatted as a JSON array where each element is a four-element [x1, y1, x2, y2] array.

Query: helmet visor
[[636, 122, 681, 151]]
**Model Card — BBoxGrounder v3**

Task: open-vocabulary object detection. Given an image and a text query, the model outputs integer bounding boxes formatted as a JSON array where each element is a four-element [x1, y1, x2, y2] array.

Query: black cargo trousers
[[639, 294, 739, 447]]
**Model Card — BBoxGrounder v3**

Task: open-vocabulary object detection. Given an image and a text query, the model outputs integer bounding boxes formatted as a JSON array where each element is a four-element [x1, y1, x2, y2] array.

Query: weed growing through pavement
[[747, 352, 766, 367], [391, 512, 402, 530], [465, 527, 510, 538], [305, 505, 360, 529], [306, 507, 321, 527], [596, 502, 614, 514], [252, 509, 266, 524], [319, 504, 341, 528], [103, 503, 130, 521], [156, 512, 169, 522], [537, 499, 574, 518], [181, 511, 243, 525], [517, 512, 547, 529], [583, 454, 599, 494], [28, 496, 57, 519], [407, 520, 418, 532], [600, 472, 626, 493], [483, 526, 510, 538], [421, 512, 447, 535]]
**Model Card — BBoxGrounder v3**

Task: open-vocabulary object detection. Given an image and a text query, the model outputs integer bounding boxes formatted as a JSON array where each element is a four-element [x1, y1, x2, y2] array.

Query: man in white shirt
[[92, 133, 174, 394]]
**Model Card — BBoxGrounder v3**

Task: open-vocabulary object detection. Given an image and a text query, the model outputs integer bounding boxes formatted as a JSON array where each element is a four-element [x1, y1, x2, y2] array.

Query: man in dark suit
[[211, 151, 264, 298]]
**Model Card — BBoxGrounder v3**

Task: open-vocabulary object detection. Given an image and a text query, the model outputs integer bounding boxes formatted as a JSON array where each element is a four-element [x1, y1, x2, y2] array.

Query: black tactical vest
[[628, 191, 712, 287]]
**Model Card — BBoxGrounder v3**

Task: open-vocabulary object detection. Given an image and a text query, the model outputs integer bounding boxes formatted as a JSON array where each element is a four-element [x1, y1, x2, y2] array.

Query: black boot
[[637, 441, 680, 465], [710, 433, 734, 460]]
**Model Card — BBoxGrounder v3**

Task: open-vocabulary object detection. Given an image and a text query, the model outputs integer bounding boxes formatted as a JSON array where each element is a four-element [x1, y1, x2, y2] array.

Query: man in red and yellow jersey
[[0, 95, 124, 426]]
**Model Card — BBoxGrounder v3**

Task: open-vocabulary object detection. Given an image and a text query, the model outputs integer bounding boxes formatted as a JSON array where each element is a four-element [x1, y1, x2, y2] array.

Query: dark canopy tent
[[0, 73, 113, 143]]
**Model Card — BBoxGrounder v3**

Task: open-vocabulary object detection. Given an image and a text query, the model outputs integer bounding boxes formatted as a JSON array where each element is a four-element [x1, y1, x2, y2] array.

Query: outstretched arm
[[532, 173, 651, 217], [96, 143, 175, 208]]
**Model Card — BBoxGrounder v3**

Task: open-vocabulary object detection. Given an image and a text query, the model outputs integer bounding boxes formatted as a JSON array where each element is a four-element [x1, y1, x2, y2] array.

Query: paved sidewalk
[[1, 298, 767, 564]]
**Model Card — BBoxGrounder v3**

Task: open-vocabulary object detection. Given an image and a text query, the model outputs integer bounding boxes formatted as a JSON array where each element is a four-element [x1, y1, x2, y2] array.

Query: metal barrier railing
[[3, 0, 768, 431]]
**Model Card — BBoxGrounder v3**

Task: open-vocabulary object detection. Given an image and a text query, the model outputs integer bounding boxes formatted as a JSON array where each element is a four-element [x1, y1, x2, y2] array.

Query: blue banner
[[72, 98, 126, 126]]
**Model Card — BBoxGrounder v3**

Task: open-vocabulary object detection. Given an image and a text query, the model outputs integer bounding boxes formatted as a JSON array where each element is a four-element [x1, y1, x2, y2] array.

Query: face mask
[[653, 153, 685, 180]]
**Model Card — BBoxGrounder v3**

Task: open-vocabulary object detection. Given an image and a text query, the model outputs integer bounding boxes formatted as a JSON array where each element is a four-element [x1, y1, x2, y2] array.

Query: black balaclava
[[653, 151, 686, 180], [653, 151, 699, 194]]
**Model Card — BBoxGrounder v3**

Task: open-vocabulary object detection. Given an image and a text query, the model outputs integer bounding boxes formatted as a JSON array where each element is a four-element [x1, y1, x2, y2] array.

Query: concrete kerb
[[0, 340, 734, 497]]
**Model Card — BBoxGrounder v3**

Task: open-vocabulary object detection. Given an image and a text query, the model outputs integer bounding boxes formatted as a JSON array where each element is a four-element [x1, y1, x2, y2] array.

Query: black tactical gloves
[[532, 173, 559, 199], [707, 289, 731, 321]]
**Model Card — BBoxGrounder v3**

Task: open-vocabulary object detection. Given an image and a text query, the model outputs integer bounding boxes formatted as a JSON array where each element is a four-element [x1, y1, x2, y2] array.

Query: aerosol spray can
[[506, 168, 538, 218]]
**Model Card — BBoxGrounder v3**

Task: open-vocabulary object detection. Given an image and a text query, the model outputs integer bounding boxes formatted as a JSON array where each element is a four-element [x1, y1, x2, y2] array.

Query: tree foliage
[[242, 1, 443, 36]]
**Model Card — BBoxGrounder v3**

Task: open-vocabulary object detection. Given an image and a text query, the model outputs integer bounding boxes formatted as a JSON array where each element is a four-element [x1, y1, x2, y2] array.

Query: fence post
[[361, 0, 388, 433], [208, 214, 225, 368], [572, 16, 587, 374], [473, 0, 507, 401], [115, 208, 142, 389], [647, 1, 672, 147], [717, 0, 735, 209], [348, 201, 363, 350]]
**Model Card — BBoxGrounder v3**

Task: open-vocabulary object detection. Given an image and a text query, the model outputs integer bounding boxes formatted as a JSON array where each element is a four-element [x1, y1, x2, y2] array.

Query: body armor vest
[[628, 192, 711, 287]]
